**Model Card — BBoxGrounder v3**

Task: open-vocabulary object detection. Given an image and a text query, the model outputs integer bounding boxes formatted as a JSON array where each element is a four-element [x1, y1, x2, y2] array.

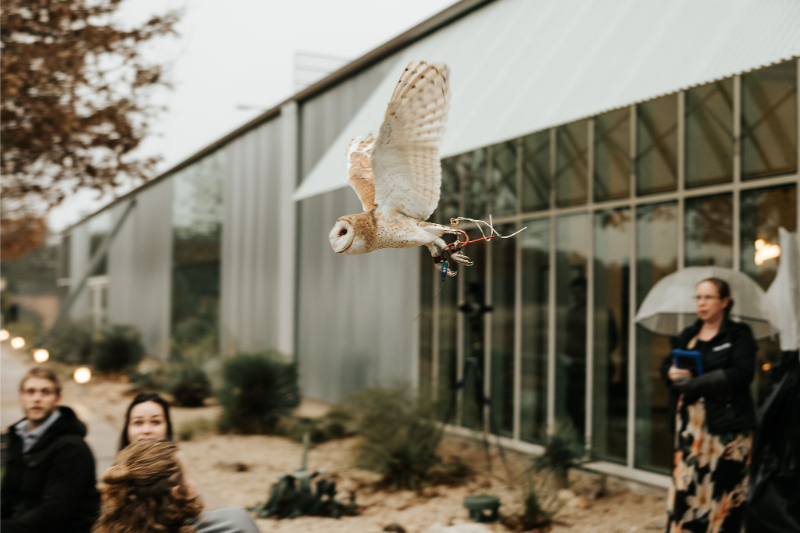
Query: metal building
[[58, 0, 800, 485]]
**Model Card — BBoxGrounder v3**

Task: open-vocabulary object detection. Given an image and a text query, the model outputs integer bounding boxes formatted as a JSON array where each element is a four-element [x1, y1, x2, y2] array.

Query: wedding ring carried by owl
[[328, 61, 471, 277]]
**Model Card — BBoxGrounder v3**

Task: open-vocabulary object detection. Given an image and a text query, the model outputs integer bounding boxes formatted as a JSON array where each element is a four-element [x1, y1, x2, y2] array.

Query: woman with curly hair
[[93, 439, 258, 533]]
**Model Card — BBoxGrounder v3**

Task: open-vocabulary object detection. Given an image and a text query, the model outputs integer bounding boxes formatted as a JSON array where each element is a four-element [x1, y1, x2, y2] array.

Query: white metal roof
[[294, 0, 800, 201]]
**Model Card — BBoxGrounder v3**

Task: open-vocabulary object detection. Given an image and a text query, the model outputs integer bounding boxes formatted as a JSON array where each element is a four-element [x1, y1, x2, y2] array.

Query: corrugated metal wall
[[107, 179, 174, 359], [220, 119, 284, 355], [68, 223, 90, 320], [296, 55, 420, 403]]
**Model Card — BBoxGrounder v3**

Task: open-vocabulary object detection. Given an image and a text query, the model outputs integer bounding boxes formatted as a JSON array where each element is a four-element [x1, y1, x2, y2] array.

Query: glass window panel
[[459, 149, 488, 219], [592, 208, 630, 463], [438, 267, 459, 405], [520, 218, 549, 444], [684, 194, 733, 268], [172, 150, 224, 355], [742, 61, 798, 180], [460, 229, 487, 430], [555, 213, 589, 440], [594, 108, 631, 202], [439, 157, 462, 224], [556, 120, 589, 207], [634, 202, 677, 473], [636, 95, 678, 195], [419, 248, 434, 392], [521, 130, 551, 212], [88, 211, 112, 276], [740, 185, 797, 408], [59, 234, 72, 279], [741, 184, 797, 289], [685, 79, 734, 188], [490, 141, 518, 217], [490, 223, 516, 437]]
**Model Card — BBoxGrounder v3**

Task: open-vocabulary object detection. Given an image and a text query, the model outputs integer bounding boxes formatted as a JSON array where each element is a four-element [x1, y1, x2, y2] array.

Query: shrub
[[176, 417, 215, 441], [169, 363, 212, 407], [343, 386, 467, 490], [503, 469, 563, 531], [275, 407, 357, 444], [6, 317, 41, 345], [91, 324, 145, 373], [217, 352, 300, 434], [532, 423, 585, 489], [46, 320, 93, 364]]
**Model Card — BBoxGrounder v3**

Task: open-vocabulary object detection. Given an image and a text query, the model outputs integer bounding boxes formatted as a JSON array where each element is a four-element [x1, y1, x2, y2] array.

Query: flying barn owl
[[328, 61, 471, 276]]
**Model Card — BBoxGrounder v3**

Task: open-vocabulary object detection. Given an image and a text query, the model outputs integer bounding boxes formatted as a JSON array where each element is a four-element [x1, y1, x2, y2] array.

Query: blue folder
[[671, 349, 704, 376]]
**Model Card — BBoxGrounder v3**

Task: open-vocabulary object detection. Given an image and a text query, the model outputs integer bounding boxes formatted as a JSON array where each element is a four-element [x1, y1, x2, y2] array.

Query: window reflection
[[592, 208, 630, 463], [490, 224, 516, 437], [684, 194, 733, 268], [521, 130, 551, 212], [438, 263, 458, 405], [460, 229, 488, 430], [685, 79, 733, 188], [171, 151, 224, 356], [741, 61, 797, 180], [636, 95, 678, 195], [439, 157, 462, 223], [490, 141, 518, 218], [521, 218, 549, 444], [459, 149, 488, 219], [594, 109, 631, 201], [556, 121, 589, 207], [555, 213, 589, 440], [419, 248, 434, 392], [740, 185, 797, 289], [89, 211, 111, 276], [635, 202, 677, 473]]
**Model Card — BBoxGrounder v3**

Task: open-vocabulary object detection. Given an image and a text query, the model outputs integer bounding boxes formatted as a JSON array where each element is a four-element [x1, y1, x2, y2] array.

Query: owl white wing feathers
[[371, 61, 450, 221], [346, 134, 377, 211]]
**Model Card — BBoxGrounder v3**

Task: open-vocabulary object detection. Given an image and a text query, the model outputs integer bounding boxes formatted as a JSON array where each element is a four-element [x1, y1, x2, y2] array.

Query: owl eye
[[339, 228, 348, 236]]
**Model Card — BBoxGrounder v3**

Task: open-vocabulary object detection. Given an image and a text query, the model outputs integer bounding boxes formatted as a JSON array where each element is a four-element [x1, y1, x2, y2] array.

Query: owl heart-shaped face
[[329, 219, 355, 253]]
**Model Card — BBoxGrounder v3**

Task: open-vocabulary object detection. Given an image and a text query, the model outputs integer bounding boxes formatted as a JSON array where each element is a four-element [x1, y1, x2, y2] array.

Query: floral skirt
[[667, 396, 752, 533]]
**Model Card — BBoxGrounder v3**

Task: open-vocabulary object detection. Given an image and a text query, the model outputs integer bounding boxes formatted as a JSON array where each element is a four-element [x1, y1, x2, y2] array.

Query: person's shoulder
[[727, 319, 755, 338], [194, 507, 259, 533]]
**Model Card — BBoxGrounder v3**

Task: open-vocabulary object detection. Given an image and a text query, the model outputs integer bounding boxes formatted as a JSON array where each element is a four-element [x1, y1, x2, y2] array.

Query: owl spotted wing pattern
[[371, 61, 450, 221], [346, 134, 376, 212]]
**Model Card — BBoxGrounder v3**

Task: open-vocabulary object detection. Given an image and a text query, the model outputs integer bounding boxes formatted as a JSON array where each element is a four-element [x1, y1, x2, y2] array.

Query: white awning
[[294, 0, 800, 201]]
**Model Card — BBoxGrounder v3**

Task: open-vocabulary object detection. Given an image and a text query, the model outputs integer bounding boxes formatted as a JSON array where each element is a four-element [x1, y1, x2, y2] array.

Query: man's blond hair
[[19, 366, 62, 395]]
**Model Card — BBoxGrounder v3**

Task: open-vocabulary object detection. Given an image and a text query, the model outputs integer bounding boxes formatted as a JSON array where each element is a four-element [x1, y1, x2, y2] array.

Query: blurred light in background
[[0, 329, 9, 341], [754, 239, 781, 266], [762, 363, 772, 372], [74, 367, 92, 384], [11, 337, 25, 349], [33, 349, 50, 363]]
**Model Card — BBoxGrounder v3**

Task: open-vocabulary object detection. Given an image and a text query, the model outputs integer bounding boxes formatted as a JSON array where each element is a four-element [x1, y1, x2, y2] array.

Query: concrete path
[[1, 343, 118, 477]]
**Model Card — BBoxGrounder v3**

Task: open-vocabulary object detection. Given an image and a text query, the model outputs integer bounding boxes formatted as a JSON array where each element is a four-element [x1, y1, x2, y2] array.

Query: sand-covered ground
[[64, 374, 667, 533]]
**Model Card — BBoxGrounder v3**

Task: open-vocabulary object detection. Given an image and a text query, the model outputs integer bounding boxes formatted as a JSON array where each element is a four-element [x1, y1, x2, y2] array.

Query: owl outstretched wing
[[346, 134, 376, 212], [371, 61, 450, 221]]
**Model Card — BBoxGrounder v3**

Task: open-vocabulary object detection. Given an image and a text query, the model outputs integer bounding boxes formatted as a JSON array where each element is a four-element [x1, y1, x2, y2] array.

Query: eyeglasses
[[694, 295, 721, 302]]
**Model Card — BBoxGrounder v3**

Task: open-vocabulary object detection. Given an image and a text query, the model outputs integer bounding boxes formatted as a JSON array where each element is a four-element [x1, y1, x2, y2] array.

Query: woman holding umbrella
[[661, 277, 757, 533]]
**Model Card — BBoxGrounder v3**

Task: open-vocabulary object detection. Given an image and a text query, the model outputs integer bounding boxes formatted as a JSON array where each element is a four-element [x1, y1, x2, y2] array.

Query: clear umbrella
[[635, 266, 780, 340]]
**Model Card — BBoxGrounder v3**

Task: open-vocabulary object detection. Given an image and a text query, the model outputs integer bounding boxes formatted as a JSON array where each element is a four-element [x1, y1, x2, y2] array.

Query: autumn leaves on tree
[[1, 0, 180, 260]]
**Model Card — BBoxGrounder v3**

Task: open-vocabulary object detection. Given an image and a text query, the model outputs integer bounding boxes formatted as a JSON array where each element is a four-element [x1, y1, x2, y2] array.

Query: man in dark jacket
[[1, 366, 100, 533]]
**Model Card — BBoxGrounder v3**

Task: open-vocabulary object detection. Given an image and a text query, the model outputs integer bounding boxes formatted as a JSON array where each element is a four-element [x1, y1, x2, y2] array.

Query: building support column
[[278, 102, 299, 358]]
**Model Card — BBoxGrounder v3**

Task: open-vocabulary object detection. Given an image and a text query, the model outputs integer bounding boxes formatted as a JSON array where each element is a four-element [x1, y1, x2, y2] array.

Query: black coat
[[660, 318, 758, 435], [1, 406, 101, 533]]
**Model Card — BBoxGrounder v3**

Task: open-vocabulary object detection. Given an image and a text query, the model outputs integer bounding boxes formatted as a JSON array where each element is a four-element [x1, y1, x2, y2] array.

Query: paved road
[[2, 343, 118, 477]]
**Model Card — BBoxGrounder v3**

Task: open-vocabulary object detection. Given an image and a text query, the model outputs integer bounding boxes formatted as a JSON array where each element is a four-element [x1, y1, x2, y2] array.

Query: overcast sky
[[49, 0, 457, 231]]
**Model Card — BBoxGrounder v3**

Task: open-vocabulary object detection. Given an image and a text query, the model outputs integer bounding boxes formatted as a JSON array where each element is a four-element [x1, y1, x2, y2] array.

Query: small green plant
[[176, 417, 215, 441], [216, 352, 300, 434], [249, 471, 358, 519], [91, 324, 145, 373], [532, 423, 585, 489], [275, 408, 357, 444], [343, 386, 470, 490], [45, 320, 93, 364]]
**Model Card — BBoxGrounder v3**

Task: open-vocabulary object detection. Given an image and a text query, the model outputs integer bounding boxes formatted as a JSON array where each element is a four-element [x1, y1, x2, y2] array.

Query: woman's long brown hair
[[93, 439, 203, 533]]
